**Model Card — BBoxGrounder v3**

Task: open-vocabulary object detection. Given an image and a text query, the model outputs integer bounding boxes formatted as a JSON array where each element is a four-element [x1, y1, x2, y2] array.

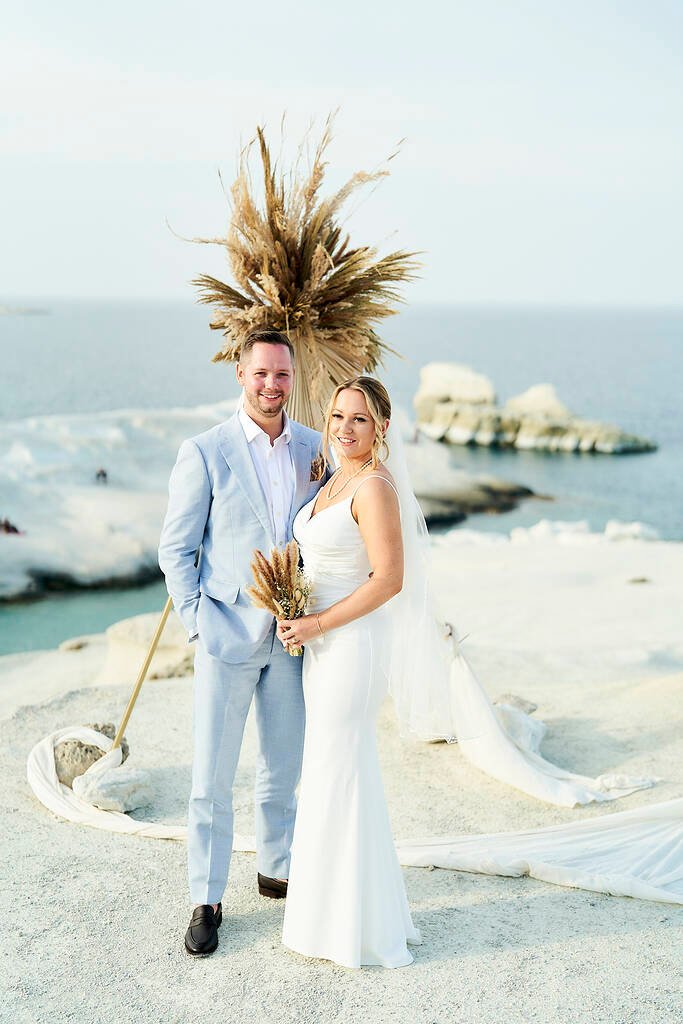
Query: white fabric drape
[[396, 797, 683, 905], [26, 726, 252, 849], [451, 647, 660, 807], [27, 727, 683, 906]]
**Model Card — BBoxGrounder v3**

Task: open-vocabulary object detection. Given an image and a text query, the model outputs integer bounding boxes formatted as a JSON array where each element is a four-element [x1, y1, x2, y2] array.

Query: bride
[[277, 376, 421, 969], [276, 375, 660, 969]]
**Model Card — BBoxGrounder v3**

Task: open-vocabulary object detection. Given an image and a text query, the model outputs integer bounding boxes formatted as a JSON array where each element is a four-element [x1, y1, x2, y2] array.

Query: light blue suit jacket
[[158, 412, 326, 664]]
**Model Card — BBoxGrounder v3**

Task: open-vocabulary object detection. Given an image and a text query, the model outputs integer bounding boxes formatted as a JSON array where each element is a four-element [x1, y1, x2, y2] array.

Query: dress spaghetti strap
[[350, 473, 400, 502]]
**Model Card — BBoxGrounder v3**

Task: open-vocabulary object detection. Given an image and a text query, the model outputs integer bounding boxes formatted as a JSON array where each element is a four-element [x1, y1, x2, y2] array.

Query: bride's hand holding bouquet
[[246, 540, 312, 656], [277, 612, 324, 651]]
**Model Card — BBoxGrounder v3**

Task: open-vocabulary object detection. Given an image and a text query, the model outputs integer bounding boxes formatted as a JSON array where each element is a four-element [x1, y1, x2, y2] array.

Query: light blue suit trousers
[[158, 412, 327, 905], [188, 626, 305, 904]]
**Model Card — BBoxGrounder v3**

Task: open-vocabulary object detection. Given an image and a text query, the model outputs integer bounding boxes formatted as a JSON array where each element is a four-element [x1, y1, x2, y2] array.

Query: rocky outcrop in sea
[[402, 424, 535, 524], [415, 363, 657, 454]]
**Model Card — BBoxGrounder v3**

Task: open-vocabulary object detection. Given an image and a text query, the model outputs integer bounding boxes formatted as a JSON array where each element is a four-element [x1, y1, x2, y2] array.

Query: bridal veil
[[382, 422, 659, 808]]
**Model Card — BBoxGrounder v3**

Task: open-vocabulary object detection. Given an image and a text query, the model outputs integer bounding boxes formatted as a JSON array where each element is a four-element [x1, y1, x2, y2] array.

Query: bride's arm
[[278, 477, 403, 648]]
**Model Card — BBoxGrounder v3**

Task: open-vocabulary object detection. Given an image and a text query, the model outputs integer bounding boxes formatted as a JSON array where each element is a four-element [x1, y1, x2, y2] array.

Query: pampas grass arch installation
[[192, 116, 420, 429]]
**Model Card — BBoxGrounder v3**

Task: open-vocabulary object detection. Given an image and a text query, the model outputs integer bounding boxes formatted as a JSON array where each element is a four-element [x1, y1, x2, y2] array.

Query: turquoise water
[[0, 581, 169, 655], [1, 299, 681, 654]]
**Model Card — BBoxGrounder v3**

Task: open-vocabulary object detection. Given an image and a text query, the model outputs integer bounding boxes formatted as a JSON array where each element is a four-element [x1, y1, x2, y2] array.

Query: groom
[[158, 329, 327, 957]]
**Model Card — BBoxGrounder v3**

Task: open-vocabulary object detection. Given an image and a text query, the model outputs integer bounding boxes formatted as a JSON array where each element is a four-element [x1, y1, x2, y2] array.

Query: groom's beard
[[244, 390, 287, 418]]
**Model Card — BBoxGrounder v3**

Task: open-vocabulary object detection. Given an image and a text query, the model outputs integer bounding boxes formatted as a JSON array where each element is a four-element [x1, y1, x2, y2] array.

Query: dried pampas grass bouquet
[[247, 541, 311, 656]]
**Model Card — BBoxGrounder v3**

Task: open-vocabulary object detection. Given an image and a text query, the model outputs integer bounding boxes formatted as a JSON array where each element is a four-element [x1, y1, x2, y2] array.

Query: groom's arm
[[158, 439, 212, 640]]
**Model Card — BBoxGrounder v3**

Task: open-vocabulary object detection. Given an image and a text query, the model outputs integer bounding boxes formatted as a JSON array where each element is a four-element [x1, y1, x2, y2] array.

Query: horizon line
[[3, 296, 683, 313]]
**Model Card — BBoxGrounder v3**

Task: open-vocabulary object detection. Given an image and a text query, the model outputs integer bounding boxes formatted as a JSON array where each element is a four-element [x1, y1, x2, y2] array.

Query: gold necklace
[[326, 458, 373, 501]]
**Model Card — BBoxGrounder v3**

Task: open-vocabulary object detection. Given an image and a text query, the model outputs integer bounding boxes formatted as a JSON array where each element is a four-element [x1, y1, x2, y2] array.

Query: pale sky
[[2, 0, 682, 305]]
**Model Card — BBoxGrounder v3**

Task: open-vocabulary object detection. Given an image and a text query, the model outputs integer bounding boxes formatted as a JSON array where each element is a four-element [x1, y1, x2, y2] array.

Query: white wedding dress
[[282, 479, 422, 969]]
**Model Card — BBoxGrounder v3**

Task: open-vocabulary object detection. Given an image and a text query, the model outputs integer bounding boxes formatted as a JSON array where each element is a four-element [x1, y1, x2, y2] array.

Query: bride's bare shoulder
[[376, 465, 397, 488], [355, 466, 397, 491], [368, 466, 398, 492], [351, 468, 400, 519]]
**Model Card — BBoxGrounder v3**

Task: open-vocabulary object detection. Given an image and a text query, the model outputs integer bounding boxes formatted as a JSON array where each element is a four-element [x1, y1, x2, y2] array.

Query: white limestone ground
[[2, 530, 682, 1024]]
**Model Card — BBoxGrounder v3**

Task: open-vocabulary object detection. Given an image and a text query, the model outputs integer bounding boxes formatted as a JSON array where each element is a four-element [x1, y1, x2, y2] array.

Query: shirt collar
[[238, 393, 292, 445]]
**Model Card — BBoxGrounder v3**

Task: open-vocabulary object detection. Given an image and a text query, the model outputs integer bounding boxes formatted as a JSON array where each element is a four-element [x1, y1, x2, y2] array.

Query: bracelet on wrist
[[315, 613, 325, 637]]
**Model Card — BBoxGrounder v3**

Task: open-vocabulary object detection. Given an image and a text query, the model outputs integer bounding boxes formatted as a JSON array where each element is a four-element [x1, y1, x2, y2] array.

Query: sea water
[[1, 299, 681, 654]]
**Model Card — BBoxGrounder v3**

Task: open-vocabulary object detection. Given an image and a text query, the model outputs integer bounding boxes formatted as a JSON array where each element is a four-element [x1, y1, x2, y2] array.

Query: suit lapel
[[289, 422, 314, 521], [290, 419, 327, 524], [217, 415, 274, 544]]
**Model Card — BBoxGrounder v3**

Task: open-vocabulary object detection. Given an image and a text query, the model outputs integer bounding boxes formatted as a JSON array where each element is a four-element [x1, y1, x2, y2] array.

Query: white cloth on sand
[[25, 726, 254, 845], [396, 797, 683, 905], [27, 726, 683, 905], [27, 726, 683, 906]]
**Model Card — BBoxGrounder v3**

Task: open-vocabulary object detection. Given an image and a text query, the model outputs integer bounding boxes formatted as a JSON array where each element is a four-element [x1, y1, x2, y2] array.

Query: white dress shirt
[[238, 398, 295, 548]]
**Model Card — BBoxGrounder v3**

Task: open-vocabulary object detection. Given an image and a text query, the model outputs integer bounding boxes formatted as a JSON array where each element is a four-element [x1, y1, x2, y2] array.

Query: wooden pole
[[111, 596, 174, 751]]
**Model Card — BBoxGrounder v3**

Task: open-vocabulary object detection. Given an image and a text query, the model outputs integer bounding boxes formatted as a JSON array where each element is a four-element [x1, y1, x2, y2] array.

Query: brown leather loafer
[[184, 902, 222, 956], [257, 873, 288, 899]]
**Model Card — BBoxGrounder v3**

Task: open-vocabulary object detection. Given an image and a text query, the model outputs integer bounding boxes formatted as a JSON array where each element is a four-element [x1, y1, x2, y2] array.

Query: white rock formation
[[414, 363, 497, 428], [504, 384, 571, 420], [96, 611, 193, 686], [0, 399, 238, 601], [604, 520, 660, 542], [415, 363, 656, 454], [507, 518, 660, 545]]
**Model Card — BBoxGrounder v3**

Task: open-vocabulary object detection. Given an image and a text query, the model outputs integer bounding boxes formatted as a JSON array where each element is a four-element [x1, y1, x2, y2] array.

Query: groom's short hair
[[239, 329, 295, 365]]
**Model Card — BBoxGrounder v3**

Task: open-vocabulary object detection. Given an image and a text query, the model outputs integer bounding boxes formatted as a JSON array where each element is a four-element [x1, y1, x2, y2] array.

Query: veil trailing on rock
[[382, 422, 660, 807]]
